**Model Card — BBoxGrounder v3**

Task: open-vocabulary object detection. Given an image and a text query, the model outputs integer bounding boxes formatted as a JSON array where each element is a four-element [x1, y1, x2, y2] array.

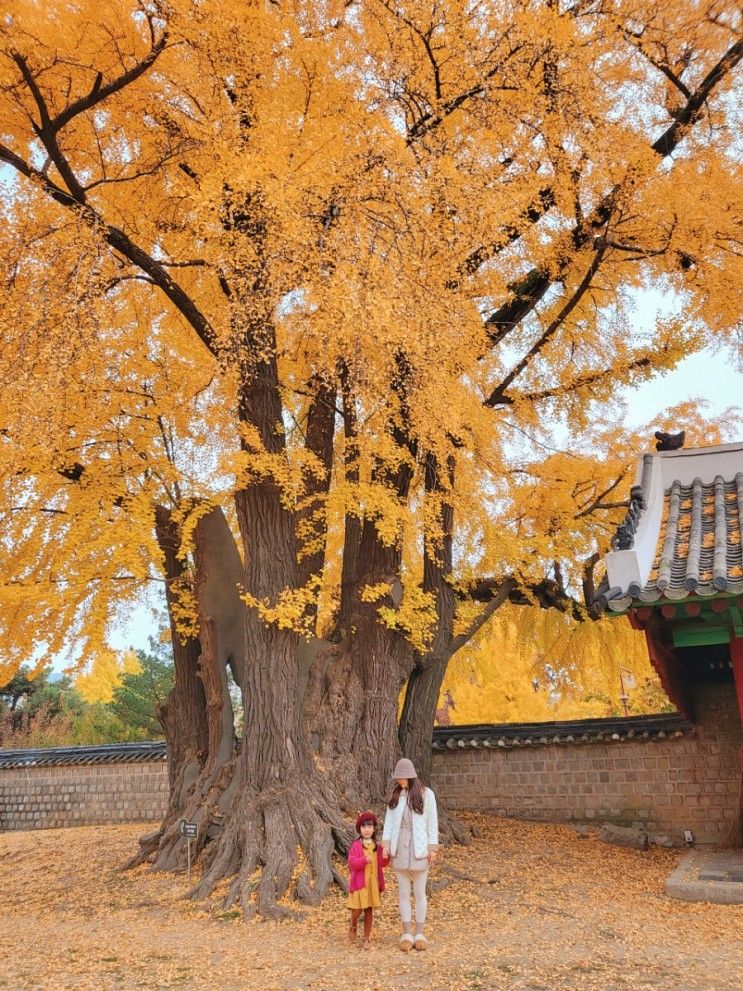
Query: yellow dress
[[347, 840, 381, 910]]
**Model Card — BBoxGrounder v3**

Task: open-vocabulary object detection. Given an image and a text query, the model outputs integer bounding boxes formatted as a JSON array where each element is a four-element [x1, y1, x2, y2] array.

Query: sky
[[625, 347, 741, 429]]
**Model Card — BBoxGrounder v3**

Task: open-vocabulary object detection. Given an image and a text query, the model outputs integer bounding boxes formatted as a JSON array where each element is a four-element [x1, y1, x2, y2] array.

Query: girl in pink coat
[[347, 810, 390, 949]]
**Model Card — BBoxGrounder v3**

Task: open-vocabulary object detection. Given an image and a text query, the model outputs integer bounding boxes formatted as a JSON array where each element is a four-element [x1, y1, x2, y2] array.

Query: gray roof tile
[[604, 444, 743, 609], [431, 714, 690, 748], [644, 473, 743, 600]]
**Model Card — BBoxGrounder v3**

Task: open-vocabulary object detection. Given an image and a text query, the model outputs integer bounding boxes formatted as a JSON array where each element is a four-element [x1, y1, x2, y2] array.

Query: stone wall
[[1, 683, 740, 842], [0, 760, 168, 831], [430, 682, 742, 845]]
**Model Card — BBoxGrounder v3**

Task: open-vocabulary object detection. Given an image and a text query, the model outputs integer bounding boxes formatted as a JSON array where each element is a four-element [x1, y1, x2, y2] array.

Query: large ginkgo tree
[[0, 0, 740, 915]]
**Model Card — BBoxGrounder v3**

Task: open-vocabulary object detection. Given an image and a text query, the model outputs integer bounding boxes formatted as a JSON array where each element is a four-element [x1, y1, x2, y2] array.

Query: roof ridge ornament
[[611, 453, 653, 551], [655, 429, 685, 451]]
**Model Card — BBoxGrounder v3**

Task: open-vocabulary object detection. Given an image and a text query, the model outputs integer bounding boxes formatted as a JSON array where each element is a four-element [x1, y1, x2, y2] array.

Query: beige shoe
[[399, 933, 414, 952], [414, 933, 428, 951]]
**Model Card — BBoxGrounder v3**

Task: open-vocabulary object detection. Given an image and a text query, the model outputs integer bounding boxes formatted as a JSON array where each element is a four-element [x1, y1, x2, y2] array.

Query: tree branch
[[481, 37, 743, 350], [406, 60, 522, 144], [11, 53, 87, 201], [574, 474, 626, 519], [623, 30, 693, 101], [652, 38, 743, 156], [0, 144, 220, 358], [462, 573, 590, 622], [486, 239, 608, 407], [449, 576, 517, 654], [581, 552, 601, 620], [447, 187, 555, 289], [49, 28, 169, 133]]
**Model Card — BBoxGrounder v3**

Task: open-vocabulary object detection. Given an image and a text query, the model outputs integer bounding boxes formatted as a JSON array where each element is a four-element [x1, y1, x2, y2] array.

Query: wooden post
[[729, 638, 743, 733], [728, 638, 743, 847]]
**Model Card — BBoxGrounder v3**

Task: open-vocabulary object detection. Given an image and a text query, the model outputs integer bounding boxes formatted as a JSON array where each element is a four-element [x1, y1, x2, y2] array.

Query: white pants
[[395, 869, 428, 928]]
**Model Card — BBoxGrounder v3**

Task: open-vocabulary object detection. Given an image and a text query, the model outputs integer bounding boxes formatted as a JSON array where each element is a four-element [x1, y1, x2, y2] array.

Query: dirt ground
[[0, 814, 741, 991]]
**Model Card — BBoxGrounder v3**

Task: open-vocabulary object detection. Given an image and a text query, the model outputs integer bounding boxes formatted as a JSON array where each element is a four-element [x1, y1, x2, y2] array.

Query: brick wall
[[430, 682, 742, 844], [1, 683, 740, 842], [0, 760, 168, 831]]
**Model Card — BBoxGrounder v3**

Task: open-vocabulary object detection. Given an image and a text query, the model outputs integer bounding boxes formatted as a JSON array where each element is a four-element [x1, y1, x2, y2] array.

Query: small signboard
[[179, 820, 197, 884]]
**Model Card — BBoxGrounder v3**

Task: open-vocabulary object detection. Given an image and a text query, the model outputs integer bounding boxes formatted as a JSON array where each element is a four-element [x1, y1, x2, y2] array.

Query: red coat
[[347, 839, 389, 893]]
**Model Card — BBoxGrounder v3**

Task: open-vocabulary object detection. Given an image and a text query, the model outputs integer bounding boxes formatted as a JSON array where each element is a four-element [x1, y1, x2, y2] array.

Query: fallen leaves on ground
[[0, 814, 741, 991]]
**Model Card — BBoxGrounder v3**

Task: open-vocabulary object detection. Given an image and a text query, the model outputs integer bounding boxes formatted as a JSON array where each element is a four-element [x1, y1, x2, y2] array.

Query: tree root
[[438, 806, 473, 846], [122, 750, 238, 873], [175, 774, 351, 919]]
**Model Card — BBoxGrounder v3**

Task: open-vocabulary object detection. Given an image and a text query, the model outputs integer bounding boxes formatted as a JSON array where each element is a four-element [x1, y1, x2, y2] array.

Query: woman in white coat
[[381, 757, 439, 952]]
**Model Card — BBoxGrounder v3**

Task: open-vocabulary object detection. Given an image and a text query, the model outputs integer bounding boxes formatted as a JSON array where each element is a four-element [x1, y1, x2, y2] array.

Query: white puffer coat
[[382, 786, 439, 861]]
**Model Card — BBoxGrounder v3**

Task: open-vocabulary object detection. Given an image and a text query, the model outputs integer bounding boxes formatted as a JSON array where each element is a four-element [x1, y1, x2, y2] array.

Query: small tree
[[0, 665, 40, 719], [0, 664, 86, 745], [109, 640, 174, 739]]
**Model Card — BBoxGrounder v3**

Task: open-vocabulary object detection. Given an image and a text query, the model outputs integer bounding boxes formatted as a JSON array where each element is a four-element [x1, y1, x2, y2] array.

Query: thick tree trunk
[[131, 388, 479, 908], [152, 505, 208, 797], [337, 363, 362, 636], [346, 516, 413, 797], [396, 455, 514, 842], [296, 379, 336, 631], [304, 367, 417, 803], [399, 454, 455, 782], [398, 658, 444, 784], [127, 506, 246, 871], [127, 506, 207, 868], [304, 619, 410, 809], [171, 342, 349, 916], [305, 505, 414, 806], [191, 505, 247, 691]]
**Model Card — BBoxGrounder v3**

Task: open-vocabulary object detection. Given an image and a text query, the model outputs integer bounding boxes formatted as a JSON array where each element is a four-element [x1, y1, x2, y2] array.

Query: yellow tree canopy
[[75, 647, 141, 704], [0, 0, 741, 667], [2, 0, 742, 917], [439, 605, 670, 724]]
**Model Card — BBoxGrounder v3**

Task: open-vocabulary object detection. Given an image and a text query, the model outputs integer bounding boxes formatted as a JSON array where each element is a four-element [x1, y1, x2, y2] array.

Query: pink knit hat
[[355, 810, 378, 832]]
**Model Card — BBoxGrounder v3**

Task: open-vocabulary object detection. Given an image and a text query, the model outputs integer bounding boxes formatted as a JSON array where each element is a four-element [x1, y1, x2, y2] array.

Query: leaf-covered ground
[[0, 814, 741, 991]]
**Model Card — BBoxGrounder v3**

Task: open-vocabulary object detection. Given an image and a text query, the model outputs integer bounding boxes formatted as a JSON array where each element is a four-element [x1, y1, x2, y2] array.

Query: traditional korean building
[[597, 439, 743, 842]]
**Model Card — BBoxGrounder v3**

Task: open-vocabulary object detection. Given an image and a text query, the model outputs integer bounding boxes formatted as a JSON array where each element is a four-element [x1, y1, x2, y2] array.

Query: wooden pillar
[[728, 638, 743, 846], [643, 625, 692, 721], [730, 638, 743, 747]]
